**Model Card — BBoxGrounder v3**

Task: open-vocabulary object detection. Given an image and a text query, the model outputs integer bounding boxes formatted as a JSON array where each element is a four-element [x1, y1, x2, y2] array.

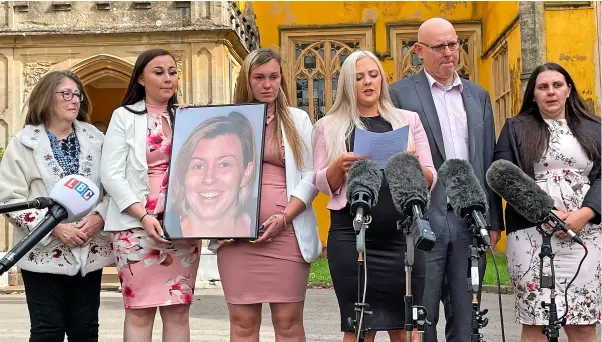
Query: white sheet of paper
[[353, 125, 410, 169]]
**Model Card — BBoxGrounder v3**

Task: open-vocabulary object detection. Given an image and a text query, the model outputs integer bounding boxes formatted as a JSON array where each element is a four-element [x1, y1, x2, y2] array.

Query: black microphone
[[486, 159, 584, 246], [0, 206, 68, 275], [0, 197, 55, 214], [346, 159, 382, 230], [439, 159, 492, 247], [0, 175, 100, 275], [385, 152, 436, 251]]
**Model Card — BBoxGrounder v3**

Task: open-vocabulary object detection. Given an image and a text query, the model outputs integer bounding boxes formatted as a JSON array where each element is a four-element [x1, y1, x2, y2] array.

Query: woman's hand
[[141, 214, 169, 244], [175, 103, 194, 109], [255, 213, 286, 243], [52, 223, 89, 248], [76, 213, 104, 240], [564, 207, 595, 235], [335, 152, 367, 173]]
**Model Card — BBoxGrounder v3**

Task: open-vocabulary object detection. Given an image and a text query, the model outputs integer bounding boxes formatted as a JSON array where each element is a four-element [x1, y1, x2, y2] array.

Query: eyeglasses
[[55, 91, 83, 102], [417, 40, 460, 53]]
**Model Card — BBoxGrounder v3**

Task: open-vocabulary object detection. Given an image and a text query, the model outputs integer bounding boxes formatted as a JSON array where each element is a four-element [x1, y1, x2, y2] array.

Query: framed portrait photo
[[162, 103, 267, 240]]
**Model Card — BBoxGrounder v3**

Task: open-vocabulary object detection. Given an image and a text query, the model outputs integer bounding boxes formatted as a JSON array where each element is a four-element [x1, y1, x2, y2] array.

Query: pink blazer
[[312, 109, 438, 210]]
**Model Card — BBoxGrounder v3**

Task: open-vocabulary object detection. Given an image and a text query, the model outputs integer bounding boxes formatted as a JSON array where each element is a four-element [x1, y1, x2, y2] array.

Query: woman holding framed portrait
[[215, 48, 321, 340], [100, 48, 200, 342]]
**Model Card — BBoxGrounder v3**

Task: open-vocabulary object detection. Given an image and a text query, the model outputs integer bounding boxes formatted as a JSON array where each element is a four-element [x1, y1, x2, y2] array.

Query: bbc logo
[[63, 178, 95, 200]]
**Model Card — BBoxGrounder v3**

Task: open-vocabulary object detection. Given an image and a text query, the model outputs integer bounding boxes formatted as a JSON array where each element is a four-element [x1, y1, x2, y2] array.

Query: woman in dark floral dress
[[495, 62, 600, 342]]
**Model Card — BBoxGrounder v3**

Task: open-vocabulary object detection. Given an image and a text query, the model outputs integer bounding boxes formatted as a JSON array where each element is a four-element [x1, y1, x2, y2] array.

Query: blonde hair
[[314, 50, 414, 165], [233, 48, 305, 169], [171, 112, 257, 218]]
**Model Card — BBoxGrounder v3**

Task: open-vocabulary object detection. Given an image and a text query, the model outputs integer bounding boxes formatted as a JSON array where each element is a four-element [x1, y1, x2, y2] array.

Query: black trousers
[[21, 269, 103, 342]]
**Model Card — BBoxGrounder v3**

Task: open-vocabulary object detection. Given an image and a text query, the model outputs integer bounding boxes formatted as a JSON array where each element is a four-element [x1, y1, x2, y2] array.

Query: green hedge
[[0, 146, 3, 161]]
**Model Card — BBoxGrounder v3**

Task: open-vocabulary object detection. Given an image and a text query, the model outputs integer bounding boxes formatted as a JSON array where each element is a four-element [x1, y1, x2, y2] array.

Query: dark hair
[[517, 62, 600, 172], [121, 48, 179, 122], [25, 70, 90, 126]]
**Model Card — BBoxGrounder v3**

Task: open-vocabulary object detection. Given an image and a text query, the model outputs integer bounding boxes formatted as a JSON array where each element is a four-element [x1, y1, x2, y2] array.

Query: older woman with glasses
[[0, 70, 113, 342]]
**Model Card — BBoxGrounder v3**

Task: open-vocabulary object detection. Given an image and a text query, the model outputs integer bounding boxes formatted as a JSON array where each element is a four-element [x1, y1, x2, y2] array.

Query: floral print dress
[[111, 104, 200, 309], [506, 118, 601, 325]]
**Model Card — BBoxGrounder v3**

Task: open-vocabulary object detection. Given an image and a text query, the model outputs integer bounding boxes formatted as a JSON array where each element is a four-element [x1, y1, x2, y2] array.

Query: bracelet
[[140, 213, 149, 222], [278, 210, 288, 226]]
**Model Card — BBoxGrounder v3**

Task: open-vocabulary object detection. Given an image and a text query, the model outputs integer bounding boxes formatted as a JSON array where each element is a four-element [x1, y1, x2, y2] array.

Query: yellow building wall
[[252, 1, 480, 247], [477, 1, 521, 253], [545, 8, 599, 115], [478, 1, 522, 115]]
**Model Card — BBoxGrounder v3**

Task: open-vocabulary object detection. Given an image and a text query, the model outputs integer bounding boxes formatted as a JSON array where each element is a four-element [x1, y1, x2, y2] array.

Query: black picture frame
[[162, 103, 267, 240]]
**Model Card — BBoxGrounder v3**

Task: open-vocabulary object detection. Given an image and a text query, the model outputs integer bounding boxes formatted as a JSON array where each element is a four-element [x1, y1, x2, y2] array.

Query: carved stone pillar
[[518, 1, 547, 95]]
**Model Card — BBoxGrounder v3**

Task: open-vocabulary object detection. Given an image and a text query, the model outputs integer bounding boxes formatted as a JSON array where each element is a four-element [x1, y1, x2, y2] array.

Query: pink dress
[[111, 104, 201, 309], [217, 113, 310, 304]]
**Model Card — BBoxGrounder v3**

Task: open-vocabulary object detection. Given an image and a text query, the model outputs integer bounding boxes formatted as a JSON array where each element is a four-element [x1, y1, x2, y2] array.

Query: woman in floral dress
[[494, 62, 600, 342], [101, 49, 200, 342]]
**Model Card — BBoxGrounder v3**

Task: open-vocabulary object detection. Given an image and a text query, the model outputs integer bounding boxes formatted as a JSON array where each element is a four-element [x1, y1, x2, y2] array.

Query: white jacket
[[0, 121, 113, 276], [280, 107, 321, 263], [100, 100, 154, 233], [101, 101, 321, 263]]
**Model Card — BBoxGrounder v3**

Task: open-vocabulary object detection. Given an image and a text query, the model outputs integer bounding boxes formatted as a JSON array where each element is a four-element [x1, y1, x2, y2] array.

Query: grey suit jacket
[[389, 70, 504, 232]]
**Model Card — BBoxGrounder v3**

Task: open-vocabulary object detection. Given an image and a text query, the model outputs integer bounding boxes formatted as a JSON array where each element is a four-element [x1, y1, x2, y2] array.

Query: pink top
[[312, 109, 438, 210], [424, 70, 469, 160], [144, 104, 172, 216]]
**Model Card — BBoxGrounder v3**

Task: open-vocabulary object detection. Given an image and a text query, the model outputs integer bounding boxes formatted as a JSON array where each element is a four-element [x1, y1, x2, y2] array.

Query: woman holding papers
[[312, 50, 437, 341]]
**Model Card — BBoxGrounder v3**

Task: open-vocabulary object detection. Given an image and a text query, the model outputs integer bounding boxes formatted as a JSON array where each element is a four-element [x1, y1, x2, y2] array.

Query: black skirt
[[327, 207, 426, 332]]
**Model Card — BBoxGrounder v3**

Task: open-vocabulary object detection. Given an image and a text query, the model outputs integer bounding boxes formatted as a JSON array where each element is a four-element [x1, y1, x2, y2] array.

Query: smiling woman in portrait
[[167, 112, 258, 238]]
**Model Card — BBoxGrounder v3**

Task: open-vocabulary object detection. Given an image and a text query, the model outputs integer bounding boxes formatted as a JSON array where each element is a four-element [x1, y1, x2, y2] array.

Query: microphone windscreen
[[486, 159, 554, 224], [438, 158, 488, 217], [384, 152, 429, 214], [49, 175, 100, 223], [346, 159, 383, 206]]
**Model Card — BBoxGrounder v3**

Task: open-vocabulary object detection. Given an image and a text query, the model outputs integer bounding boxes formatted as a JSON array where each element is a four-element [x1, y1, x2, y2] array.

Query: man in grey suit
[[389, 18, 504, 342]]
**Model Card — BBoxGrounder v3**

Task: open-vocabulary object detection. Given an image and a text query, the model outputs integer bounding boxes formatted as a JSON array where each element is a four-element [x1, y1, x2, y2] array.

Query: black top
[[494, 115, 601, 234], [330, 116, 404, 232]]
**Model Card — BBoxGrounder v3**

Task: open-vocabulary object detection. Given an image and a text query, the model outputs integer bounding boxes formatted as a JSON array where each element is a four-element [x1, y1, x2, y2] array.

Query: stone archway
[[71, 54, 133, 85], [70, 54, 133, 132]]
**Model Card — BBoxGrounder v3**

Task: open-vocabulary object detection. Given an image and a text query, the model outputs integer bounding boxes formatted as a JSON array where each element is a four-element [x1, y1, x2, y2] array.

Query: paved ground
[[0, 288, 589, 341]]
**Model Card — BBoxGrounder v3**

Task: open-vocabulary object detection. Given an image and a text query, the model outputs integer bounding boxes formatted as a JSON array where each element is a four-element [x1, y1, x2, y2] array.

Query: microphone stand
[[399, 205, 431, 342], [463, 212, 490, 342], [348, 213, 373, 342], [536, 225, 563, 342]]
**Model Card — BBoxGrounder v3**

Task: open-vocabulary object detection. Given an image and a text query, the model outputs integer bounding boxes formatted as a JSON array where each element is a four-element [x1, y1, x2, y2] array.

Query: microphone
[[0, 197, 55, 214], [346, 159, 382, 230], [486, 159, 584, 246], [438, 159, 492, 247], [385, 152, 436, 252], [0, 175, 100, 275]]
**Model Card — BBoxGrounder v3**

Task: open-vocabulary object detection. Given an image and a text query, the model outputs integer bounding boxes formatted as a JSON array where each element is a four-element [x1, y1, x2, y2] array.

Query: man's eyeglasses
[[55, 91, 83, 102], [417, 40, 460, 53]]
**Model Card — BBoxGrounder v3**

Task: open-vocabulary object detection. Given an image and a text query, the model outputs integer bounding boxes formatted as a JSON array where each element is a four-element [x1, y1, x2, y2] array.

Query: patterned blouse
[[46, 129, 80, 175]]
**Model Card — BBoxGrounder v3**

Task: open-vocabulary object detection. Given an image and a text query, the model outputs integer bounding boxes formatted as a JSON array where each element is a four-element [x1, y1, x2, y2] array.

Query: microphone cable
[[486, 245, 506, 342], [356, 250, 368, 342], [558, 243, 588, 323]]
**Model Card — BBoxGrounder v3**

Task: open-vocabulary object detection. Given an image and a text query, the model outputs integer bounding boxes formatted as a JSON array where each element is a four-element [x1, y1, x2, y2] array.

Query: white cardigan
[[279, 107, 321, 263], [100, 101, 321, 263], [0, 121, 113, 276]]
